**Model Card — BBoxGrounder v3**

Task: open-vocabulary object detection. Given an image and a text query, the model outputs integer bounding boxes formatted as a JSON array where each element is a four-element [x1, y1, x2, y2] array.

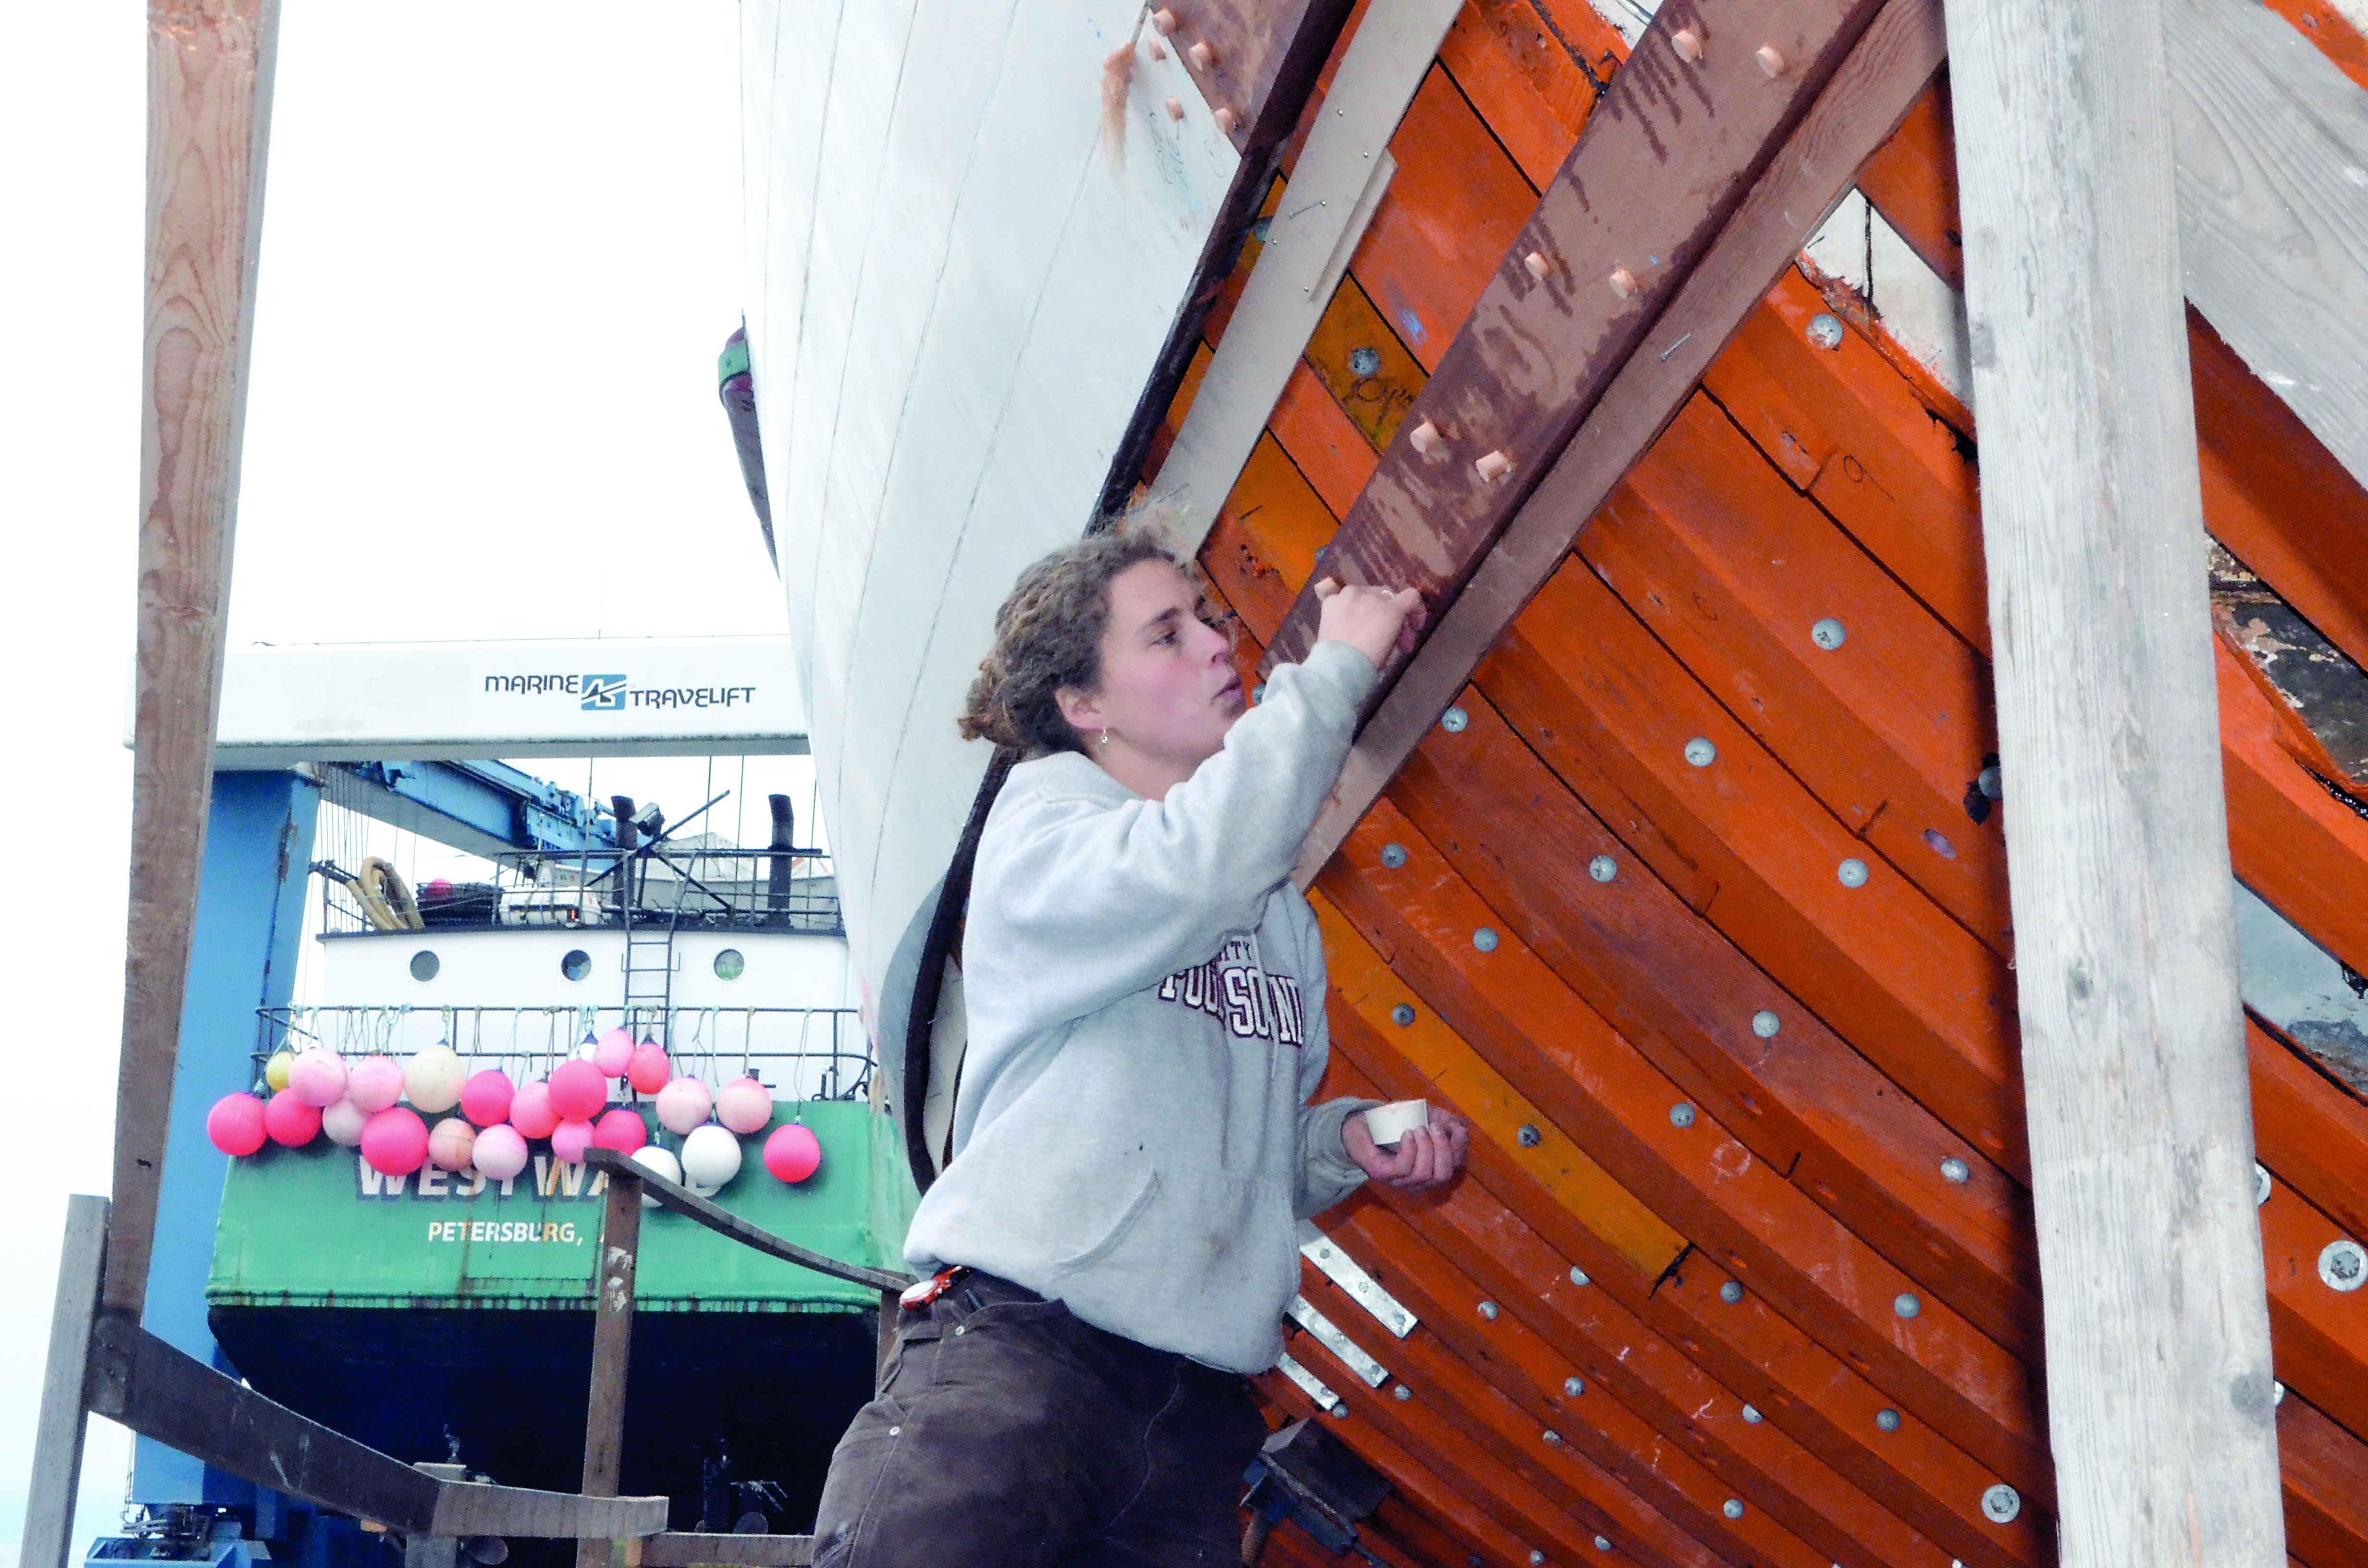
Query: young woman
[[812, 530, 1470, 1567]]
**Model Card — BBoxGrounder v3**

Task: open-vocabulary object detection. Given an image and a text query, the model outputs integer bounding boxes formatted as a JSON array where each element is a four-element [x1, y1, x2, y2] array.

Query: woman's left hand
[[1343, 1109, 1470, 1193]]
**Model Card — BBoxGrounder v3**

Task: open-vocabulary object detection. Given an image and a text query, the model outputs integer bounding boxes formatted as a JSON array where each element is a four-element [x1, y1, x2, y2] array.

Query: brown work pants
[[812, 1273, 1265, 1568]]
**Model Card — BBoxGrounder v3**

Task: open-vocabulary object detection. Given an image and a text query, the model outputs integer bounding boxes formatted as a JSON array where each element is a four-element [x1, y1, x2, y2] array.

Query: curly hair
[[959, 528, 1199, 755]]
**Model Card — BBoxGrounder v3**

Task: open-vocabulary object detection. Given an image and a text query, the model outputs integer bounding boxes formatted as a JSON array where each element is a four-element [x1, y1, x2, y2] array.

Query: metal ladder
[[613, 798, 681, 1048]]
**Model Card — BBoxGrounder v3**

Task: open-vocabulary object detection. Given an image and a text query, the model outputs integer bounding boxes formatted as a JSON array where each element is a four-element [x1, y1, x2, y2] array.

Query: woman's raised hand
[[1311, 577, 1426, 671]]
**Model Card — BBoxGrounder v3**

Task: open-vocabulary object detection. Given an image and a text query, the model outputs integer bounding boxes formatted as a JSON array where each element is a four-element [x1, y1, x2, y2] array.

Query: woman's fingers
[[1314, 576, 1342, 600]]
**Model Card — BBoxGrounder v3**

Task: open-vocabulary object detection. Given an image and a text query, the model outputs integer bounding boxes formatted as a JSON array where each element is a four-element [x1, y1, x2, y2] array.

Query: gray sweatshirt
[[901, 638, 1382, 1372]]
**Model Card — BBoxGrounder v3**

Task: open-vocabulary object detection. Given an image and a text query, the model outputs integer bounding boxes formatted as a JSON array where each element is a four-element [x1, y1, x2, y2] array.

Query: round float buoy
[[680, 1124, 742, 1196], [460, 1068, 515, 1127], [264, 1088, 322, 1148], [404, 1044, 467, 1114], [655, 1077, 712, 1136], [289, 1046, 348, 1109], [592, 1108, 648, 1154], [547, 1059, 607, 1121], [473, 1123, 530, 1182], [208, 1093, 268, 1157], [347, 1055, 404, 1115], [508, 1078, 561, 1139], [714, 1077, 773, 1136], [764, 1122, 822, 1184], [361, 1107, 430, 1176], [626, 1041, 671, 1095]]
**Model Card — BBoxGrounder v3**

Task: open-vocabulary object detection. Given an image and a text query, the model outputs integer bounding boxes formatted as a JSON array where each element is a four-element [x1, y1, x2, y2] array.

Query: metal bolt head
[[1329, 1402, 1349, 1418], [1529, 1553, 1546, 1567], [1838, 857, 1870, 888], [1479, 1300, 1500, 1320], [1542, 1429, 1562, 1447], [1564, 1376, 1586, 1397], [2254, 1162, 2271, 1206], [1719, 1280, 1744, 1304], [2320, 1237, 2367, 1291], [1978, 764, 2004, 801], [1740, 1404, 1763, 1424], [1684, 736, 1717, 767], [1751, 1009, 1781, 1039], [1474, 926, 1501, 953], [1876, 1408, 1902, 1432], [1807, 312, 1845, 350], [1894, 1292, 1921, 1319], [1981, 1483, 2021, 1524], [1517, 1123, 1542, 1147], [1588, 854, 1617, 883], [1348, 345, 1383, 377], [1251, 683, 1266, 704], [1380, 842, 1408, 869], [1394, 1384, 1412, 1401], [1391, 1003, 1416, 1027], [1722, 1499, 1744, 1520], [1568, 1267, 1591, 1286], [1669, 1102, 1696, 1128], [1811, 616, 1847, 649], [1594, 1537, 1611, 1553], [1940, 1156, 1970, 1185], [1441, 706, 1470, 733]]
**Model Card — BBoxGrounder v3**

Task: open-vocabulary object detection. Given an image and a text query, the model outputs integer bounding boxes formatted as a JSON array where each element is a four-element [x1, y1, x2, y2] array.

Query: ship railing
[[253, 1004, 871, 1102], [318, 847, 847, 938]]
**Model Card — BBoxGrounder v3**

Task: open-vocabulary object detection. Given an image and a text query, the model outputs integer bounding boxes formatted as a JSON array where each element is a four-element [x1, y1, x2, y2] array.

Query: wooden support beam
[[1258, 0, 1893, 675], [580, 1173, 642, 1568], [1943, 0, 2284, 1561], [1289, 0, 1949, 883], [1153, 0, 1471, 554], [109, 0, 279, 1316], [582, 1148, 913, 1293], [19, 1196, 107, 1568], [81, 1310, 666, 1535], [2167, 0, 2368, 496]]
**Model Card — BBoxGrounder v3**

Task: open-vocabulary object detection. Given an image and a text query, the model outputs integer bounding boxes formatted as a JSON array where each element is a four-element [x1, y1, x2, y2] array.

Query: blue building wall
[[132, 770, 320, 1507]]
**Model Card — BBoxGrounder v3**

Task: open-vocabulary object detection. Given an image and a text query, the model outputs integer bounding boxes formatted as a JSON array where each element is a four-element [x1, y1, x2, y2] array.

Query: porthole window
[[713, 948, 746, 981], [560, 949, 592, 982], [409, 950, 440, 982]]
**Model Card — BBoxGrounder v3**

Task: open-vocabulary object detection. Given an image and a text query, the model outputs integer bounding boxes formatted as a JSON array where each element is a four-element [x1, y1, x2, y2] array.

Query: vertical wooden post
[[1944, 0, 2285, 1563], [20, 1197, 108, 1568], [580, 1173, 641, 1568], [108, 0, 282, 1316]]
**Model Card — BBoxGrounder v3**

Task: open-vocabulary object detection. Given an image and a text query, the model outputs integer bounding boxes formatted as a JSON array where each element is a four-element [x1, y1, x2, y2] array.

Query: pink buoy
[[361, 1107, 430, 1176], [551, 1117, 595, 1164], [428, 1116, 478, 1173], [287, 1046, 349, 1108], [593, 1108, 648, 1154], [346, 1055, 405, 1115], [322, 1098, 370, 1148], [764, 1122, 823, 1184], [460, 1069, 516, 1127], [547, 1059, 608, 1122], [593, 1027, 635, 1078], [654, 1077, 713, 1136], [473, 1123, 530, 1182], [714, 1076, 773, 1136], [264, 1088, 323, 1148], [207, 1093, 268, 1157], [508, 1078, 561, 1139], [627, 1041, 671, 1095]]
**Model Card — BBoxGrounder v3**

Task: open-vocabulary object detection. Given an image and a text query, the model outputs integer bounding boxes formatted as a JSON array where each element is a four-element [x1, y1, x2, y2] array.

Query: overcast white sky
[[0, 3, 784, 1554]]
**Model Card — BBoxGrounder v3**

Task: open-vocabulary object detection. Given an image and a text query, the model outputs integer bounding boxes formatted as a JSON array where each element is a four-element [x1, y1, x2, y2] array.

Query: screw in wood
[[1756, 44, 1787, 76], [1213, 106, 1236, 133], [1752, 1009, 1781, 1038], [1669, 1102, 1696, 1128], [1672, 27, 1703, 61], [1380, 843, 1408, 869], [1594, 1539, 1612, 1553], [1150, 7, 1178, 33], [1164, 96, 1184, 122], [1479, 1300, 1501, 1320], [1474, 928, 1501, 953], [1391, 1003, 1416, 1026], [1608, 267, 1639, 298], [1441, 706, 1470, 732], [1838, 857, 1870, 888], [1394, 1384, 1412, 1400], [1894, 1292, 1922, 1319], [1517, 1122, 1540, 1145], [1723, 1500, 1745, 1520], [1568, 1266, 1590, 1286], [1564, 1376, 1585, 1396], [1524, 250, 1552, 281], [1407, 418, 1443, 456], [1981, 1484, 2022, 1524], [1876, 1408, 1903, 1431], [1188, 39, 1214, 69], [1739, 1404, 1762, 1423], [1685, 736, 1717, 767], [1941, 1156, 1971, 1184], [1474, 450, 1513, 482], [1719, 1280, 1744, 1303], [1542, 1429, 1562, 1446], [1589, 855, 1617, 883]]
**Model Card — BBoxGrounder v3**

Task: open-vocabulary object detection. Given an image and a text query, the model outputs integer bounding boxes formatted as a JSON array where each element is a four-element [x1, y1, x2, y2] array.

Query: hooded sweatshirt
[[901, 638, 1383, 1373]]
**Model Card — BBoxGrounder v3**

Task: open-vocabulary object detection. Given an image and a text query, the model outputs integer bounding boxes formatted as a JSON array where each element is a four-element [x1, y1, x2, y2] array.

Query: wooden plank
[[20, 1195, 106, 1568], [1258, 0, 1896, 674], [1434, 0, 1623, 191], [2168, 0, 2368, 496], [1288, 0, 1949, 882], [1943, 0, 2285, 1561], [583, 1148, 913, 1292], [640, 1535, 815, 1567], [110, 0, 279, 1317], [579, 1174, 642, 1568], [1155, 0, 1468, 555], [2276, 1394, 2368, 1568], [1096, 0, 1361, 516], [81, 1312, 666, 1536]]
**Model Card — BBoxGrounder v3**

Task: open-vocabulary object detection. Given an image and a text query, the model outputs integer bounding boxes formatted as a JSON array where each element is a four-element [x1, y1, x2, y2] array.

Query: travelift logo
[[481, 671, 759, 711], [581, 674, 626, 710]]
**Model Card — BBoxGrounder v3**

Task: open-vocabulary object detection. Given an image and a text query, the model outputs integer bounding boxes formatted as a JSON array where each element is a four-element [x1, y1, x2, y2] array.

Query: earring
[[1098, 728, 1110, 749]]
